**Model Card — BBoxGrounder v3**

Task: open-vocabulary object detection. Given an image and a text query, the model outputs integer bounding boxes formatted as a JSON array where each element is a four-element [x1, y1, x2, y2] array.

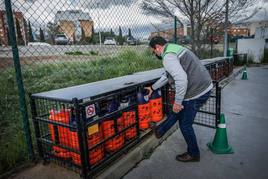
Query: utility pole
[[224, 0, 229, 57], [174, 16, 177, 43]]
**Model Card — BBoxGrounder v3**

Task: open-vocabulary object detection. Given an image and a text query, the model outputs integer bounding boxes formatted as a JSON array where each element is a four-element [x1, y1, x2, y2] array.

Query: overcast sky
[[0, 0, 163, 38], [239, 0, 268, 22], [0, 0, 267, 38]]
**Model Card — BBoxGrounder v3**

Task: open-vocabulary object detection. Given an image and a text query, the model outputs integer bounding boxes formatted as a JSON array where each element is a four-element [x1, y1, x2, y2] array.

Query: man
[[145, 36, 212, 162]]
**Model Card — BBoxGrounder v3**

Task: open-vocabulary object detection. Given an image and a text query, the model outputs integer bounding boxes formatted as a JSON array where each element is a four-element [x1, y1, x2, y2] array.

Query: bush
[[261, 48, 268, 64], [233, 54, 248, 66], [64, 51, 81, 55], [197, 48, 223, 59], [89, 51, 98, 56], [65, 51, 99, 56]]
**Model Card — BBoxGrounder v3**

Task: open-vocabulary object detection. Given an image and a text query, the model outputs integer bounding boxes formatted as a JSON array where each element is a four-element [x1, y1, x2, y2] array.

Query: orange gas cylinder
[[49, 109, 70, 143], [88, 129, 104, 165], [64, 129, 81, 166], [71, 131, 105, 166], [102, 120, 115, 138], [49, 109, 70, 123], [125, 127, 137, 140], [105, 134, 124, 153], [122, 111, 136, 122], [49, 109, 72, 158], [71, 148, 105, 166], [88, 132, 102, 146], [149, 90, 163, 122], [150, 98, 163, 122], [139, 113, 150, 129], [102, 118, 125, 153], [52, 146, 70, 159], [69, 131, 79, 150], [48, 124, 56, 142], [48, 110, 56, 141], [89, 147, 104, 165], [102, 117, 125, 138], [71, 152, 81, 166], [138, 104, 150, 130], [137, 89, 151, 130], [117, 116, 125, 131], [123, 111, 137, 139]]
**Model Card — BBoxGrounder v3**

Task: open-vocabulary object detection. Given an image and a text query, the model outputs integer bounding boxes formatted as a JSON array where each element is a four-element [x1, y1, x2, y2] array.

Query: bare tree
[[15, 18, 25, 46], [47, 22, 60, 45], [141, 0, 259, 56], [39, 28, 45, 42]]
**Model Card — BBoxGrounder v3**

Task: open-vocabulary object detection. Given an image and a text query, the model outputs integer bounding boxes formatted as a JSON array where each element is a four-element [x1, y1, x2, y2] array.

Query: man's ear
[[155, 44, 161, 51]]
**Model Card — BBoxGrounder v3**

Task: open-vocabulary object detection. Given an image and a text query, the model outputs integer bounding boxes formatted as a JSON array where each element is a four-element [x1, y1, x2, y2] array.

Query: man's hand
[[173, 102, 184, 113], [144, 86, 153, 97]]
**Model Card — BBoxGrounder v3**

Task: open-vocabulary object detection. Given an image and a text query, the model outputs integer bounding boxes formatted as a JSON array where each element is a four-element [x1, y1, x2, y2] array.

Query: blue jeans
[[157, 90, 211, 157]]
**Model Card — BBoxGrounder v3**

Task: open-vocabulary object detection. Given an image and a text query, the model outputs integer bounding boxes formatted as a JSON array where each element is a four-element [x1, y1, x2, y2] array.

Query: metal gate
[[162, 81, 221, 129]]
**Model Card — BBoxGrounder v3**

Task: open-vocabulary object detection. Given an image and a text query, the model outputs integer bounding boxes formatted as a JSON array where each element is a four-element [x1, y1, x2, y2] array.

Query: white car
[[104, 37, 117, 45], [126, 36, 138, 45], [55, 34, 69, 45]]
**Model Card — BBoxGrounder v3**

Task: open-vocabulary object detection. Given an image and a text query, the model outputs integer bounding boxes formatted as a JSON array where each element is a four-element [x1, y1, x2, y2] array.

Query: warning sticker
[[88, 124, 99, 135], [85, 104, 96, 119]]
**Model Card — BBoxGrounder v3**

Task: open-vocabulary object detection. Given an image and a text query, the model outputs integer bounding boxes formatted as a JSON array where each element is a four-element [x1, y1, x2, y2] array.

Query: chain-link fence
[[0, 0, 229, 175]]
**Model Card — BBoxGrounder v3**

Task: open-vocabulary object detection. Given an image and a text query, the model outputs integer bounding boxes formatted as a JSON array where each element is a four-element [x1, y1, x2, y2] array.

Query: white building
[[255, 26, 268, 39], [246, 21, 268, 36]]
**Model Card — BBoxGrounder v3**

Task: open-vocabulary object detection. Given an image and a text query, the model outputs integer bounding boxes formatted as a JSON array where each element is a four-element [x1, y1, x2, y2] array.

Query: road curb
[[219, 66, 244, 88]]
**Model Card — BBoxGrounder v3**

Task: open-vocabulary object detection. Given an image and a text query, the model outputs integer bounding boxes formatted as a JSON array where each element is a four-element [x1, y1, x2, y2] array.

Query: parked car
[[104, 37, 117, 45], [126, 36, 139, 45], [139, 37, 149, 44], [55, 34, 69, 45], [181, 36, 191, 44]]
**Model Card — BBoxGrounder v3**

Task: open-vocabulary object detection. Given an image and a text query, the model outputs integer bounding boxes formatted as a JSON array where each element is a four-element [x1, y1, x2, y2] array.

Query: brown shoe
[[176, 152, 189, 158], [176, 153, 200, 162]]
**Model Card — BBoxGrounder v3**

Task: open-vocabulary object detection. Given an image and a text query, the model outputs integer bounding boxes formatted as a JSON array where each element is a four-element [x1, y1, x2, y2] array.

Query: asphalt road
[[0, 45, 147, 58]]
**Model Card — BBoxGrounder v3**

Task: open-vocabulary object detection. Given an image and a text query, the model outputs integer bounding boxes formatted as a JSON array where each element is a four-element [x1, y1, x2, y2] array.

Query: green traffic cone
[[241, 66, 248, 80], [207, 113, 234, 154]]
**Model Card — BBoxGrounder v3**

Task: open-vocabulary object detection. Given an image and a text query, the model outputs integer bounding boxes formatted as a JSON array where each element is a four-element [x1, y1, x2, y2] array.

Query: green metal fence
[[0, 0, 225, 175]]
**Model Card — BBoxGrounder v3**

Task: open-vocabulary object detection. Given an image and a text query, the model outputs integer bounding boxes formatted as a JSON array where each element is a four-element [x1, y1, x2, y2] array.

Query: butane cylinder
[[137, 89, 150, 130], [149, 89, 163, 122]]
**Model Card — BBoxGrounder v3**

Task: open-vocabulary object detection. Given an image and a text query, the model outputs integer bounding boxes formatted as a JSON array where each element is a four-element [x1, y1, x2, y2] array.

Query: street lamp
[[224, 0, 229, 57]]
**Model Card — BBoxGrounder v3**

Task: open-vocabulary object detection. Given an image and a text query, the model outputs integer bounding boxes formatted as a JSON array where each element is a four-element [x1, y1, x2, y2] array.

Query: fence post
[[210, 28, 213, 58], [4, 0, 34, 160], [174, 16, 177, 44], [73, 98, 89, 178], [30, 96, 42, 160], [215, 82, 221, 127]]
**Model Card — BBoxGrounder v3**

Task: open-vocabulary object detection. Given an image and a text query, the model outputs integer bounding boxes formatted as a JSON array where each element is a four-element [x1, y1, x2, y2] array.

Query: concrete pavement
[[124, 66, 268, 179]]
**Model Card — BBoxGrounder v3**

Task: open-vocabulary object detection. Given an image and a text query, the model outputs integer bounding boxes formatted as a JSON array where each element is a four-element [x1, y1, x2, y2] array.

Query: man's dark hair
[[149, 36, 167, 49]]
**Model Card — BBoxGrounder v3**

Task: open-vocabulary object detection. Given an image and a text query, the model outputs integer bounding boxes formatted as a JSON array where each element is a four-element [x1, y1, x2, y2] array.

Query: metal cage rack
[[30, 57, 232, 178]]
